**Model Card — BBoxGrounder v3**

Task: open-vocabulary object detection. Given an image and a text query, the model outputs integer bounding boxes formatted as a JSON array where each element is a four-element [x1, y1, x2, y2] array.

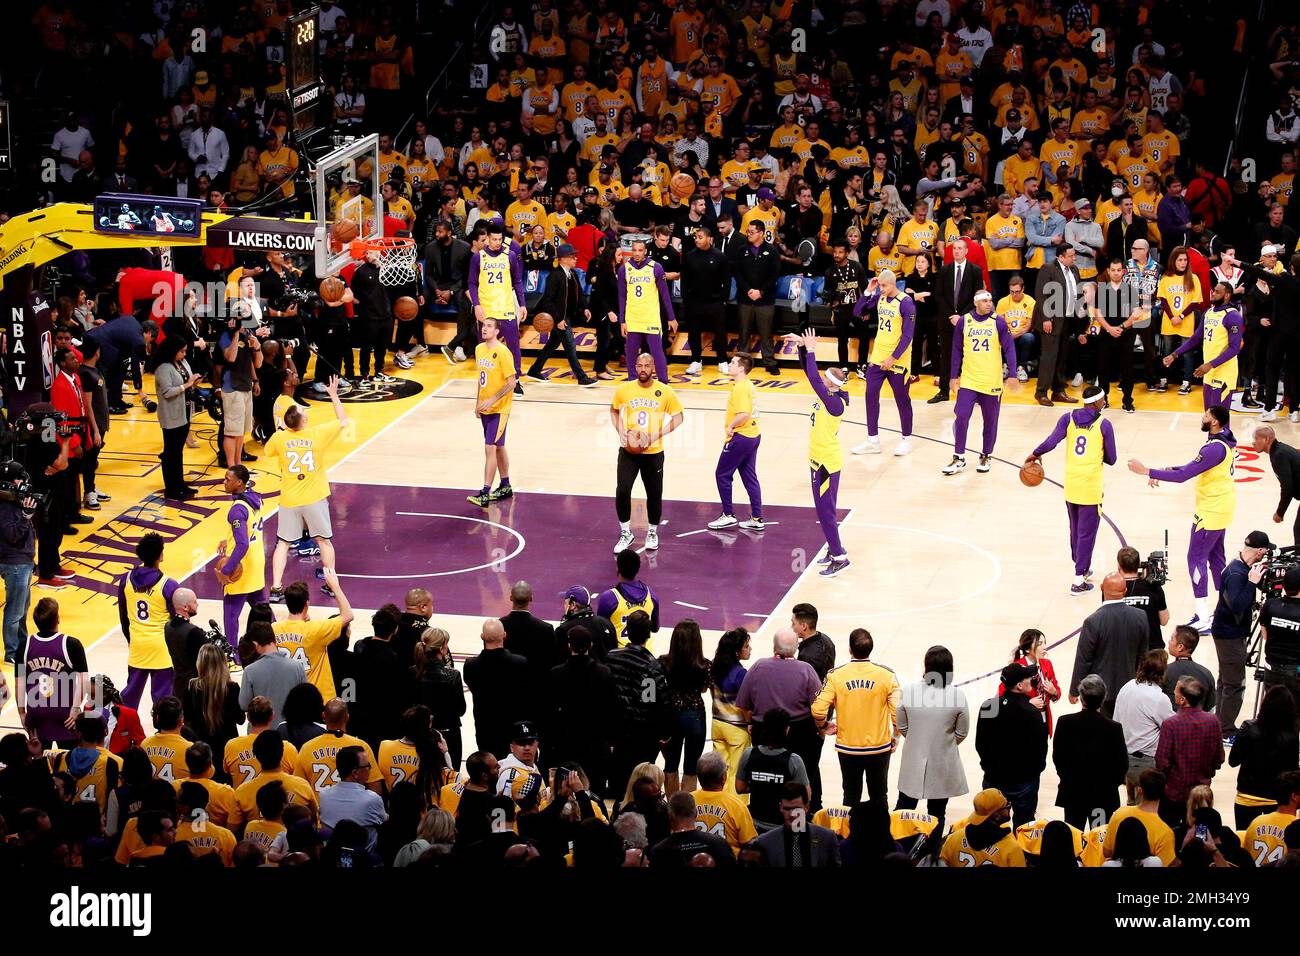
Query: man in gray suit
[[1070, 573, 1150, 717], [423, 219, 474, 362], [1032, 243, 1086, 406], [749, 783, 841, 867]]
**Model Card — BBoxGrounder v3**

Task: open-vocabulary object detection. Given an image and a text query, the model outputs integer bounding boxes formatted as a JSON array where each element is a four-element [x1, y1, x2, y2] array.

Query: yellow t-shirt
[[141, 731, 190, 782], [612, 380, 683, 456], [996, 293, 1035, 335], [264, 419, 345, 508], [724, 376, 760, 439], [1157, 274, 1200, 336], [505, 199, 547, 241], [231, 770, 319, 825], [940, 825, 1027, 866], [1103, 806, 1175, 865], [691, 788, 757, 851], [895, 218, 939, 275], [984, 213, 1025, 270], [271, 616, 345, 698], [740, 206, 782, 245], [294, 731, 383, 792], [1244, 810, 1296, 866], [258, 146, 299, 199], [377, 739, 421, 791], [476, 341, 515, 416], [224, 734, 298, 787]]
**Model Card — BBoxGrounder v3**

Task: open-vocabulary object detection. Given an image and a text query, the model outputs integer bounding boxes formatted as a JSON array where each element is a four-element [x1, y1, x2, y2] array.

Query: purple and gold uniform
[[949, 310, 1017, 457], [1032, 404, 1118, 578], [1148, 428, 1237, 601], [218, 488, 267, 654], [799, 346, 848, 559], [714, 373, 762, 521], [475, 340, 514, 446], [855, 287, 917, 439], [617, 256, 677, 382], [1170, 305, 1243, 409], [468, 246, 527, 375]]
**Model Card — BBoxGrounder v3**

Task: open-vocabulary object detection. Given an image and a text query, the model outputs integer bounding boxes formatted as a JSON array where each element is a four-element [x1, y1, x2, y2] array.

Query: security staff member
[[1211, 531, 1272, 741], [1118, 546, 1170, 650], [1253, 425, 1300, 547], [1258, 565, 1300, 712]]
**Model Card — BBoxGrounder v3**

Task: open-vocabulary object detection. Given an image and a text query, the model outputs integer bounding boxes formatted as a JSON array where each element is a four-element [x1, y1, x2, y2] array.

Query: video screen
[[92, 193, 204, 239]]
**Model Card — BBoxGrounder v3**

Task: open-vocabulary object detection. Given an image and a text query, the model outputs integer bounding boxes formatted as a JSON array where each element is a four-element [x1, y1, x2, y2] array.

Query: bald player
[[1027, 384, 1118, 594], [1128, 405, 1238, 632], [1253, 425, 1300, 547], [850, 270, 916, 457], [943, 290, 1018, 475], [610, 352, 685, 553], [1164, 282, 1243, 410], [618, 237, 678, 383]]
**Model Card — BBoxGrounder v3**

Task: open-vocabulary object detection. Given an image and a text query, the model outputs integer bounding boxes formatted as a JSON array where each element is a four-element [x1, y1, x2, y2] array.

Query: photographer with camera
[[1118, 546, 1170, 650], [1210, 530, 1273, 745], [0, 462, 37, 664], [219, 274, 270, 468], [1257, 566, 1300, 712], [258, 251, 309, 381], [20, 403, 74, 589], [165, 587, 207, 690]]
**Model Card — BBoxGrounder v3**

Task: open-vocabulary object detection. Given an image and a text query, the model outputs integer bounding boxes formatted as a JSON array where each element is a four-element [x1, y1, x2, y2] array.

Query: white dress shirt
[[1112, 679, 1174, 756]]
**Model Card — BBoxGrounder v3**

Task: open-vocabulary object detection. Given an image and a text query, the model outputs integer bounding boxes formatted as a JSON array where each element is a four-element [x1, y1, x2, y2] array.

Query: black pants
[[787, 715, 824, 812], [446, 298, 476, 353], [934, 314, 955, 395], [1265, 336, 1300, 412], [438, 727, 463, 772], [609, 733, 661, 799], [527, 319, 587, 380], [161, 423, 190, 496], [839, 751, 889, 806], [737, 303, 776, 368], [394, 317, 424, 353], [1036, 329, 1071, 395], [616, 449, 664, 524], [1098, 327, 1136, 399], [686, 301, 727, 363], [105, 356, 127, 407], [832, 306, 869, 368], [912, 310, 937, 375], [35, 482, 69, 579], [594, 317, 624, 374], [1062, 800, 1116, 830], [1134, 324, 1161, 388], [358, 319, 390, 377], [895, 792, 949, 831], [80, 441, 102, 497]]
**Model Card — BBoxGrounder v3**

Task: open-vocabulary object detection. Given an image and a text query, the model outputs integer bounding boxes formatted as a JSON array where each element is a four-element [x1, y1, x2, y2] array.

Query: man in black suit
[[501, 580, 556, 687], [422, 219, 474, 362], [703, 176, 740, 225], [1032, 243, 1085, 406], [463, 619, 531, 758], [1069, 573, 1150, 717], [942, 83, 988, 131], [545, 625, 616, 788], [1254, 425, 1300, 546], [1051, 674, 1128, 828], [930, 236, 984, 403], [749, 783, 842, 867], [524, 244, 598, 386]]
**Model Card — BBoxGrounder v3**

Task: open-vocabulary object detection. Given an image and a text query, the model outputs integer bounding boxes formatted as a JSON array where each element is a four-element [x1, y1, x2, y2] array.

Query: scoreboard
[[288, 7, 325, 139]]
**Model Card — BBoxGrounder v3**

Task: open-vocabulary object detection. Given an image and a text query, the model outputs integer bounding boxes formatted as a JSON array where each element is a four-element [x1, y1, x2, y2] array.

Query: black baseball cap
[[1246, 530, 1275, 549], [1284, 566, 1300, 592], [512, 720, 539, 743], [1002, 662, 1039, 688]]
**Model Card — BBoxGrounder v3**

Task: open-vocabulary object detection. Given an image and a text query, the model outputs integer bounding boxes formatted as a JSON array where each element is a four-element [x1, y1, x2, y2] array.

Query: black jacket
[[536, 266, 587, 326], [463, 647, 532, 756], [413, 659, 467, 732], [732, 241, 781, 303], [1105, 216, 1149, 264], [1239, 262, 1300, 339], [1051, 708, 1127, 812], [423, 237, 472, 297], [501, 610, 556, 681], [975, 691, 1048, 786], [1228, 718, 1300, 800], [1071, 602, 1149, 701], [392, 612, 428, 671], [935, 259, 984, 322], [348, 637, 411, 746], [546, 655, 617, 760], [1211, 558, 1260, 641], [681, 247, 731, 304], [797, 632, 836, 683], [0, 500, 35, 565], [555, 608, 617, 659], [1270, 440, 1300, 515], [605, 644, 669, 740], [164, 616, 207, 690]]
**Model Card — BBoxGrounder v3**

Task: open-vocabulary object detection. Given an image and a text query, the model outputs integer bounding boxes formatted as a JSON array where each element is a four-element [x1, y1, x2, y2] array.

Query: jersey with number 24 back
[[264, 419, 345, 508]]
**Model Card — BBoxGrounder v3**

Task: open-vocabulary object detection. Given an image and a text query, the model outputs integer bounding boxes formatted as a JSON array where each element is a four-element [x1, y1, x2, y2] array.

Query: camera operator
[[1252, 425, 1300, 548], [219, 275, 270, 468], [257, 250, 309, 381], [1118, 546, 1170, 650], [1257, 566, 1300, 712], [0, 462, 37, 664], [1211, 530, 1273, 743], [160, 288, 210, 379], [164, 586, 207, 690], [20, 403, 74, 588]]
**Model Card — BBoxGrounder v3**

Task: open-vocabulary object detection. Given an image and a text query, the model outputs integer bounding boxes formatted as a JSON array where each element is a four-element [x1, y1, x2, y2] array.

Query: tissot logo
[[50, 888, 152, 936], [293, 84, 321, 109]]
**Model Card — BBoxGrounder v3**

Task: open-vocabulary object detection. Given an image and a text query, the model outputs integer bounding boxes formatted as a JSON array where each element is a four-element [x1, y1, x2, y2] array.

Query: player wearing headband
[[943, 291, 1018, 475], [850, 269, 916, 457], [1127, 405, 1237, 632], [1163, 282, 1243, 411], [1026, 384, 1118, 594], [788, 330, 851, 576]]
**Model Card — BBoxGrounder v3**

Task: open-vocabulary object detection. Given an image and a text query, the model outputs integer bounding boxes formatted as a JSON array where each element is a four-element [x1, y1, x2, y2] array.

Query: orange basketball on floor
[[670, 172, 696, 199], [332, 218, 360, 245], [394, 295, 420, 320], [533, 312, 555, 334], [1020, 460, 1045, 487], [319, 276, 346, 304]]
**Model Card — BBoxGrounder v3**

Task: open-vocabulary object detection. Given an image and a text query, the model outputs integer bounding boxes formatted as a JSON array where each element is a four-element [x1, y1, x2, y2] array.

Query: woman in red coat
[[92, 674, 145, 755], [998, 629, 1063, 735]]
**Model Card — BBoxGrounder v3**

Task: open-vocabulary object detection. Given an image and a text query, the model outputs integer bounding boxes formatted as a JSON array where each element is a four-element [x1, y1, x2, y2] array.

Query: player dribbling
[[469, 317, 516, 508]]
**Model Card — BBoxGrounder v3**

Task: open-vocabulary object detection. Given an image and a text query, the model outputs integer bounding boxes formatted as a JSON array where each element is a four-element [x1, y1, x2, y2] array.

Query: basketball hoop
[[350, 237, 418, 287]]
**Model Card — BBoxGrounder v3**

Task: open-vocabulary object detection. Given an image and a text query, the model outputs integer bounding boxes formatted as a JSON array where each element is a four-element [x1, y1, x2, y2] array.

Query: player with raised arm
[[469, 317, 516, 507], [850, 269, 917, 457], [266, 376, 351, 602], [942, 291, 1019, 476], [787, 330, 851, 576], [1127, 405, 1238, 632]]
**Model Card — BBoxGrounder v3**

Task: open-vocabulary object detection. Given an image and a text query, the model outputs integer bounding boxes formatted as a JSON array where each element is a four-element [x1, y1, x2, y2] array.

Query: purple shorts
[[481, 411, 509, 446]]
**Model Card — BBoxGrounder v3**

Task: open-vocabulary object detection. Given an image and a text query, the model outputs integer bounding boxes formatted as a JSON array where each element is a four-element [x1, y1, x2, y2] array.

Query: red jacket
[[50, 369, 85, 454], [118, 268, 185, 322], [106, 705, 146, 755], [997, 654, 1063, 735]]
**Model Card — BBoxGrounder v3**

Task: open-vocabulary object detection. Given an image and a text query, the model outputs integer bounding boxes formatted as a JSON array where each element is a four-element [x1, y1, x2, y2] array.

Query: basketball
[[332, 218, 360, 245], [319, 276, 346, 304], [670, 172, 695, 199], [533, 312, 555, 334], [394, 295, 420, 321], [1020, 460, 1045, 487], [626, 429, 651, 452]]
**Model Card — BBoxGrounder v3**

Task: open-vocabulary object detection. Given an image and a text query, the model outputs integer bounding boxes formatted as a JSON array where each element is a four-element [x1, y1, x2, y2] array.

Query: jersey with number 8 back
[[264, 419, 345, 507]]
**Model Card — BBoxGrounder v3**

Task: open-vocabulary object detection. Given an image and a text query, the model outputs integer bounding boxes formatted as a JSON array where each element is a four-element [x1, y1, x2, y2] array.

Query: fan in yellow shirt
[[894, 204, 939, 275], [269, 573, 354, 700], [230, 732, 320, 826], [294, 701, 384, 793], [224, 696, 299, 786], [1243, 771, 1300, 866], [939, 789, 1028, 866], [691, 770, 757, 852]]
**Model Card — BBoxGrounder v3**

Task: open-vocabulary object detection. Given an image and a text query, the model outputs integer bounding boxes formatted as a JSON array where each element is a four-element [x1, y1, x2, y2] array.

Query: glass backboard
[[313, 132, 381, 276]]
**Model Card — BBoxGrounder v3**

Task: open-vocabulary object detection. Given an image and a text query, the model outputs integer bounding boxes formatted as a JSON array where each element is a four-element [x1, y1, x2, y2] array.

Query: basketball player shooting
[[610, 352, 684, 553], [1127, 404, 1238, 632], [469, 317, 516, 508]]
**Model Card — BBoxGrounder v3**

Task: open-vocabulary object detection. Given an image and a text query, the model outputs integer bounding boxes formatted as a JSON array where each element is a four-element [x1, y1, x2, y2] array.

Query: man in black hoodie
[[546, 627, 617, 793], [347, 605, 410, 748], [975, 661, 1049, 828], [605, 611, 669, 797]]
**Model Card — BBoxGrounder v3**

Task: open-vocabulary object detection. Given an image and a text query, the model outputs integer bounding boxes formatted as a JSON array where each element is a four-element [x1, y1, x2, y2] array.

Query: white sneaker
[[855, 367, 868, 381], [1291, 411, 1299, 424], [1071, 373, 1084, 387], [1261, 409, 1278, 422], [718, 362, 731, 375], [894, 437, 913, 456], [644, 527, 659, 550], [686, 361, 703, 376], [454, 347, 467, 362], [708, 514, 739, 530], [1017, 366, 1028, 382], [942, 455, 967, 475], [977, 454, 992, 473], [852, 436, 881, 455], [393, 352, 413, 369], [739, 517, 766, 531], [613, 530, 635, 554], [408, 345, 428, 358]]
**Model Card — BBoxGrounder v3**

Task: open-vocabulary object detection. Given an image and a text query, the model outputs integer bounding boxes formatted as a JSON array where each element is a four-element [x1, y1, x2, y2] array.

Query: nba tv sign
[[49, 887, 152, 936]]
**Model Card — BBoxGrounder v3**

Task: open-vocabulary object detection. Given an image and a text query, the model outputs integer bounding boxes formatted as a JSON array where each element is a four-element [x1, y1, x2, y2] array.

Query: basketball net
[[351, 237, 418, 287]]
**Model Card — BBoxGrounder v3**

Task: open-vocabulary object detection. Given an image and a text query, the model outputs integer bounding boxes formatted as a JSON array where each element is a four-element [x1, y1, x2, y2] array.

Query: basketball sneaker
[[1017, 366, 1028, 382], [820, 556, 850, 577], [374, 372, 397, 384], [490, 484, 513, 501], [1291, 410, 1300, 424], [454, 347, 467, 362], [851, 436, 881, 455], [613, 529, 635, 553], [408, 345, 428, 358], [1185, 614, 1213, 634], [1178, 381, 1192, 396], [894, 437, 913, 456], [686, 362, 702, 376], [1070, 581, 1094, 595], [320, 582, 336, 598], [442, 345, 458, 364], [467, 490, 491, 507], [708, 514, 739, 530], [644, 527, 660, 550], [514, 382, 525, 396], [1261, 409, 1278, 422], [393, 352, 413, 369], [739, 517, 766, 531], [942, 455, 966, 475], [269, 586, 285, 604], [977, 455, 992, 473]]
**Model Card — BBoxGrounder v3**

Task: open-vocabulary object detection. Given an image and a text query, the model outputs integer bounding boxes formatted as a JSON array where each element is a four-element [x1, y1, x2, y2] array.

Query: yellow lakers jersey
[[476, 341, 514, 415], [1245, 811, 1295, 866], [623, 260, 662, 333], [890, 809, 939, 843], [1015, 818, 1084, 858], [1194, 435, 1236, 532], [378, 739, 421, 791], [724, 376, 760, 439], [740, 206, 781, 245], [1157, 274, 1200, 335], [222, 494, 266, 595], [1064, 417, 1105, 505], [263, 420, 344, 508], [122, 572, 173, 670], [242, 818, 286, 856], [140, 731, 190, 782], [692, 788, 757, 849], [439, 779, 467, 815], [813, 804, 852, 838], [959, 314, 1006, 395], [224, 734, 298, 787], [869, 294, 908, 371], [52, 747, 121, 812], [1202, 306, 1240, 389], [477, 250, 518, 318], [809, 394, 844, 473], [294, 732, 382, 792], [272, 617, 345, 698], [610, 586, 657, 651], [940, 826, 1027, 867], [612, 381, 683, 455]]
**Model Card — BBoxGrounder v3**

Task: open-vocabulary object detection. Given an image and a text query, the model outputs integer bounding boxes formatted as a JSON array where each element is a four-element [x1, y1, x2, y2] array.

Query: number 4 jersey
[[264, 419, 345, 509]]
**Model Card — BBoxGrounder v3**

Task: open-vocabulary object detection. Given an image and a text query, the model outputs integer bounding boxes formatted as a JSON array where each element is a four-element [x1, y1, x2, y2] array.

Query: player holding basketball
[[1162, 282, 1244, 411], [1026, 384, 1118, 594], [266, 376, 351, 602], [469, 317, 516, 507], [618, 238, 678, 383], [787, 330, 851, 576], [610, 352, 685, 553], [943, 291, 1018, 476], [1128, 405, 1238, 632], [708, 352, 764, 531], [214, 465, 267, 650], [468, 222, 527, 391], [850, 269, 916, 457]]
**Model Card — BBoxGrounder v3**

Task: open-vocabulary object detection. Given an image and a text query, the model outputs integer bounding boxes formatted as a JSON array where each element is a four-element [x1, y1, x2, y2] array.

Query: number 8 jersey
[[264, 419, 345, 508]]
